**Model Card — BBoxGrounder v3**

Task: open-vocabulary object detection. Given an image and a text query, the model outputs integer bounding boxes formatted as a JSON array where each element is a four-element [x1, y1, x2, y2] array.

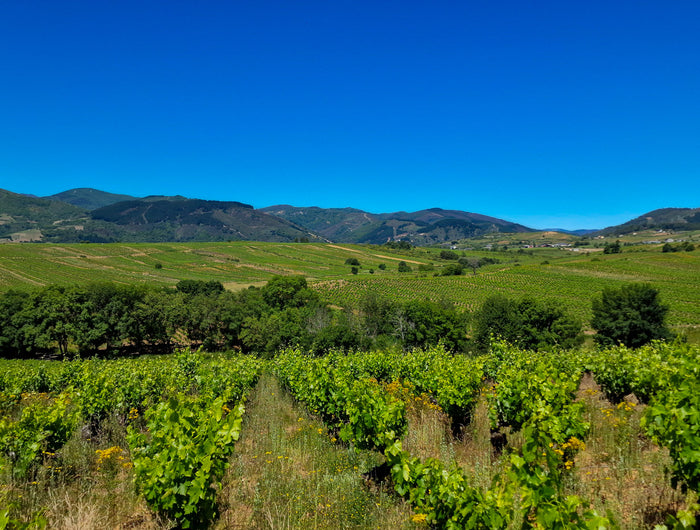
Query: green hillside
[[260, 205, 534, 245], [596, 207, 700, 235], [0, 241, 697, 339], [45, 188, 138, 210], [0, 189, 89, 241]]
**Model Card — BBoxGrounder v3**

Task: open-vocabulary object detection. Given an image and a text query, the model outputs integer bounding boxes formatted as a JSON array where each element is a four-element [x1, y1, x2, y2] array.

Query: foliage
[[641, 345, 700, 492], [275, 346, 611, 529], [0, 392, 79, 478], [439, 263, 463, 276], [397, 261, 412, 273], [384, 241, 412, 250], [127, 393, 245, 528], [663, 242, 695, 252], [339, 378, 407, 451], [591, 283, 672, 348], [473, 295, 583, 351], [344, 257, 360, 266], [176, 279, 224, 296], [603, 240, 622, 254], [261, 275, 317, 309], [439, 250, 459, 260]]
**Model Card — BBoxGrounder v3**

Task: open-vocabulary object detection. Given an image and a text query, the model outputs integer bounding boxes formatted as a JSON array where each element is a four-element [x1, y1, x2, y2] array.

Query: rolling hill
[[595, 208, 700, 236], [260, 205, 533, 244], [44, 188, 138, 210], [1, 190, 318, 243], [3, 186, 698, 245], [0, 189, 89, 241], [90, 197, 318, 242]]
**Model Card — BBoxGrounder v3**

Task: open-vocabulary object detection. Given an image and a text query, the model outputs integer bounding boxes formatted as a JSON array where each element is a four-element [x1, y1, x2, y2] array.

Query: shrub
[[591, 283, 672, 348], [439, 250, 459, 260]]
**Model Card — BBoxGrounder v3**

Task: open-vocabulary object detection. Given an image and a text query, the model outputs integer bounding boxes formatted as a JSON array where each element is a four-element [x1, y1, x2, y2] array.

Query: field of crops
[[315, 251, 700, 331], [2, 343, 699, 528], [0, 242, 435, 290]]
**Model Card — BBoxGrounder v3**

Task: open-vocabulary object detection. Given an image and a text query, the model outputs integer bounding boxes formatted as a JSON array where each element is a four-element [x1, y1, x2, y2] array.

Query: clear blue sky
[[1, 1, 698, 230]]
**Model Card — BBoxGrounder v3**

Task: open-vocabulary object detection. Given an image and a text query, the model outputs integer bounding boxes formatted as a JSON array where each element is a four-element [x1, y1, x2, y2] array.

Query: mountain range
[[0, 187, 697, 245]]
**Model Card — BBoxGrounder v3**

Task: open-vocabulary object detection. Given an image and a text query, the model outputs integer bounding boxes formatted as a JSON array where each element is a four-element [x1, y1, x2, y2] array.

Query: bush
[[663, 242, 695, 253], [603, 240, 622, 254], [439, 250, 459, 260], [591, 283, 672, 348], [439, 264, 463, 276], [344, 257, 361, 266], [473, 295, 583, 352], [378, 264, 386, 270], [351, 266, 359, 275], [398, 261, 412, 273]]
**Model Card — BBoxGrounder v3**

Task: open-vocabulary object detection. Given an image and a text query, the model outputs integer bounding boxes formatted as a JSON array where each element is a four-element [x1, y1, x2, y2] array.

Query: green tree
[[400, 300, 467, 351], [439, 250, 459, 260], [473, 295, 583, 352], [176, 279, 224, 296], [439, 263, 463, 276], [591, 283, 672, 348], [261, 275, 316, 309], [397, 261, 412, 273], [603, 240, 622, 254], [0, 290, 31, 357], [344, 257, 361, 266]]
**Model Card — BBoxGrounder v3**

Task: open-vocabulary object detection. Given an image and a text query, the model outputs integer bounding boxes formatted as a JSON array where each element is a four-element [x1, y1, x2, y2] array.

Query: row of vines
[[0, 351, 261, 528], [275, 342, 700, 529], [2, 341, 699, 528]]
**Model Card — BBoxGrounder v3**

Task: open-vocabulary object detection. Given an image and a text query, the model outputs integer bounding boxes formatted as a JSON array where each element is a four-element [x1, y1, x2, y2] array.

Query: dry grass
[[0, 411, 169, 530], [217, 373, 418, 530], [568, 373, 697, 528]]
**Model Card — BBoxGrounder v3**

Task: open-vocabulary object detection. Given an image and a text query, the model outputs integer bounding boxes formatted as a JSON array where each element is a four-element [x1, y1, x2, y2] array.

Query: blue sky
[[1, 1, 698, 230]]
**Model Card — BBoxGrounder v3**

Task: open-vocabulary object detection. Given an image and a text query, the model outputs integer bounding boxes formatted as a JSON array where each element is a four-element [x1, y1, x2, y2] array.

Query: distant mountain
[[90, 197, 317, 242], [7, 186, 698, 245], [259, 205, 380, 241], [543, 228, 598, 236], [0, 189, 88, 241], [261, 205, 534, 245], [45, 188, 138, 210], [595, 208, 700, 236], [1, 188, 317, 243]]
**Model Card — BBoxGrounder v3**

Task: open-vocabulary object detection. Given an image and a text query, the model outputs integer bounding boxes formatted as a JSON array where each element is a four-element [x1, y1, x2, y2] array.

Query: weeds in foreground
[[217, 373, 417, 529], [571, 373, 697, 528]]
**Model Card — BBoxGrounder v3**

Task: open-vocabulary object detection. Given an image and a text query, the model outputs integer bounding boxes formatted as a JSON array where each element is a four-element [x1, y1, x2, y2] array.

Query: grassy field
[[0, 241, 698, 338]]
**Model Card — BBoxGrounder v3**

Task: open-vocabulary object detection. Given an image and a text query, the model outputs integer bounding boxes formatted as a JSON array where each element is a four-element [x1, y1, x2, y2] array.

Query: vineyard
[[314, 252, 700, 333], [1, 342, 699, 528], [0, 243, 698, 336], [0, 242, 435, 290], [1, 241, 699, 527]]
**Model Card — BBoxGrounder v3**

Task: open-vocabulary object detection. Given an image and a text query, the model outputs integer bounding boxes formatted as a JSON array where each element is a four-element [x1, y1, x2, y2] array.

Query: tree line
[[0, 276, 672, 359]]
